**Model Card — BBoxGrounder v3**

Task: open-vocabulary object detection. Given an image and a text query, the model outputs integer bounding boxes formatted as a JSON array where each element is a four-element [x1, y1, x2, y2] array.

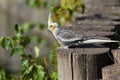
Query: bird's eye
[[50, 25, 53, 27]]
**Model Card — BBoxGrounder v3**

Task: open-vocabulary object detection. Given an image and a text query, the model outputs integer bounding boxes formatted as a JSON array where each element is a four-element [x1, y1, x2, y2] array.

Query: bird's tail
[[82, 39, 119, 44]]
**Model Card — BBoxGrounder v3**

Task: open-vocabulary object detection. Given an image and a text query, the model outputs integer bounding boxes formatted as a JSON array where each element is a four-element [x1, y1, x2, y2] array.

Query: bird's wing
[[57, 29, 119, 44], [57, 29, 83, 43]]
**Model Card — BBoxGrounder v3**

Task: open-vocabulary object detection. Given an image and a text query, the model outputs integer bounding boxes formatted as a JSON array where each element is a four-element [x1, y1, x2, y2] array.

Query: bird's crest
[[48, 12, 53, 27]]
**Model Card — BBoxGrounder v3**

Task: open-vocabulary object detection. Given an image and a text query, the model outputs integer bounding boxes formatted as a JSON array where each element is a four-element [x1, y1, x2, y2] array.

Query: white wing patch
[[58, 37, 81, 42], [82, 39, 119, 43]]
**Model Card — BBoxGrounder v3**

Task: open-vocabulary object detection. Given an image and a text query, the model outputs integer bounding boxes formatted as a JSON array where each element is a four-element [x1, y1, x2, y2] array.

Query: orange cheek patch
[[52, 26, 56, 30]]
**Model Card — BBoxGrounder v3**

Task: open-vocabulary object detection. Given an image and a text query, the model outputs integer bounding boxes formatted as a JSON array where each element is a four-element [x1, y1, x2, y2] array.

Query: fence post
[[57, 46, 112, 80]]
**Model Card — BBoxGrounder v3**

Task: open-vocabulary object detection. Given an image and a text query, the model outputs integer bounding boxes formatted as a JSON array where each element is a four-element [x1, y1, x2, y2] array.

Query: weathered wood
[[84, 0, 120, 14], [57, 48, 73, 80], [71, 31, 115, 37], [102, 64, 120, 79], [100, 79, 113, 80], [65, 25, 115, 31], [111, 49, 120, 64], [57, 46, 111, 80], [75, 13, 120, 23], [64, 28, 115, 37], [109, 72, 120, 80], [74, 19, 120, 28]]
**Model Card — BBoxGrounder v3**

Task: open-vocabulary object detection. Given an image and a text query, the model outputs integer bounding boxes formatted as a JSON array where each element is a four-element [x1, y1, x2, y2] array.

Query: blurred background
[[0, 0, 84, 80], [0, 0, 53, 77]]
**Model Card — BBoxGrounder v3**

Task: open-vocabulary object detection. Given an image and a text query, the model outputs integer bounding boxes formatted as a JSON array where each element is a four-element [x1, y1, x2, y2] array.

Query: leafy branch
[[0, 23, 57, 80]]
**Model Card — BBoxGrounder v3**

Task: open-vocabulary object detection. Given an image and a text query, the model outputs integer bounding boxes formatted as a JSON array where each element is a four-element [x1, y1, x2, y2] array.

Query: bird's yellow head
[[48, 12, 60, 32], [48, 23, 60, 32]]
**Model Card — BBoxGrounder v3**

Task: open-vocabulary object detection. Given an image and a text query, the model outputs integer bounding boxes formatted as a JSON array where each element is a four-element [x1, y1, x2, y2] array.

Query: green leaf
[[49, 49, 57, 66], [15, 33, 22, 40], [38, 38, 45, 45], [0, 69, 15, 80], [0, 37, 4, 44], [60, 0, 74, 10], [37, 23, 46, 30], [15, 24, 19, 32], [0, 69, 6, 80], [11, 46, 24, 56], [25, 0, 42, 8], [0, 37, 13, 50], [30, 36, 38, 42], [14, 25, 23, 41], [43, 2, 51, 8], [26, 0, 35, 7], [22, 59, 29, 71], [23, 23, 31, 32], [5, 39, 11, 50], [20, 36, 31, 47], [23, 65, 33, 76], [33, 65, 45, 80], [0, 37, 5, 49], [51, 72, 58, 80], [15, 24, 23, 33], [53, 0, 58, 3]]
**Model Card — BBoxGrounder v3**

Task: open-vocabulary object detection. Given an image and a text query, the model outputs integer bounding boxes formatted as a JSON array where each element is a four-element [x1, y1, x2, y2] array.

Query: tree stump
[[102, 64, 120, 79], [57, 45, 111, 80]]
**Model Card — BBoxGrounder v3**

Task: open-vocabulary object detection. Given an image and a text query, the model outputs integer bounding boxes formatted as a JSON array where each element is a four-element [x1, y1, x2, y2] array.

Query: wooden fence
[[57, 0, 120, 80]]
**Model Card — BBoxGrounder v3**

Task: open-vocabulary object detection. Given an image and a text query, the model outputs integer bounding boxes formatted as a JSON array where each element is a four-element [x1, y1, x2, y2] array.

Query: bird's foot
[[60, 45, 69, 49]]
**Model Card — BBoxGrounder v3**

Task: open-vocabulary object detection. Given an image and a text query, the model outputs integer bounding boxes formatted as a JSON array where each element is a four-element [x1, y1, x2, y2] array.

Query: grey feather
[[54, 28, 119, 45], [55, 28, 93, 45]]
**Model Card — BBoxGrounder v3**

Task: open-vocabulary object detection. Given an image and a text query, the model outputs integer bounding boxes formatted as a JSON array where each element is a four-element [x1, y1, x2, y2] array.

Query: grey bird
[[48, 13, 119, 48]]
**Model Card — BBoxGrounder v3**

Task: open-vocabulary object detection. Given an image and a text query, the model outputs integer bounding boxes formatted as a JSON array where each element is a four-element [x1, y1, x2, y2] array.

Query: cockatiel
[[48, 12, 119, 48]]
